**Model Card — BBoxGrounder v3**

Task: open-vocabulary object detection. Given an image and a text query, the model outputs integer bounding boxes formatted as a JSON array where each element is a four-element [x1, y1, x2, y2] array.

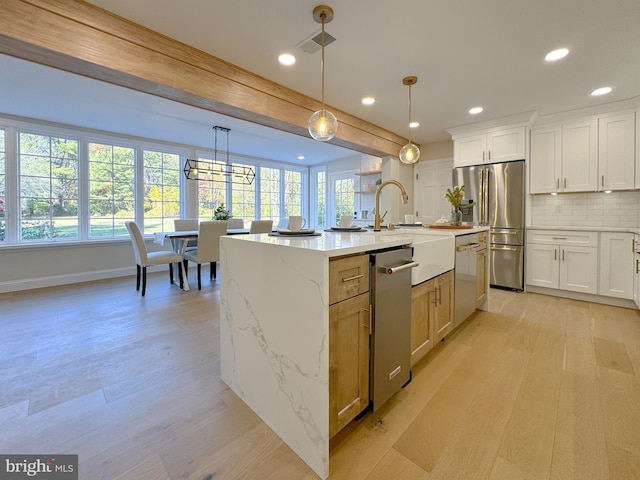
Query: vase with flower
[[444, 185, 476, 225], [213, 204, 231, 221]]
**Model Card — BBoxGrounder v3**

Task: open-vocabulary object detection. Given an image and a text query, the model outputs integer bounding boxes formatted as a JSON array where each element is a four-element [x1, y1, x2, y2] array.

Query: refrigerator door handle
[[478, 168, 484, 225], [482, 168, 490, 225]]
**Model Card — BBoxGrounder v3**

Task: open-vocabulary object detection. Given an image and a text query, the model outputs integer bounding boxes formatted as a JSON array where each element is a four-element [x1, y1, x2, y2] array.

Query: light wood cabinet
[[329, 254, 369, 304], [410, 279, 434, 366], [453, 126, 527, 167], [328, 254, 370, 438], [434, 270, 454, 340], [328, 292, 370, 438], [410, 270, 454, 367], [476, 245, 488, 307]]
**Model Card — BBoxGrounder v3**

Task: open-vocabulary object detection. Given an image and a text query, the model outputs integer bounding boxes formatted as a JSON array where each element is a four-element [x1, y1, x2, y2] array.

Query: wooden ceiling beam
[[0, 0, 407, 157]]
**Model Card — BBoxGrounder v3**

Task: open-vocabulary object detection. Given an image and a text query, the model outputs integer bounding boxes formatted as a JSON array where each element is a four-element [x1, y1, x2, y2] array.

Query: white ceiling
[[3, 0, 640, 165]]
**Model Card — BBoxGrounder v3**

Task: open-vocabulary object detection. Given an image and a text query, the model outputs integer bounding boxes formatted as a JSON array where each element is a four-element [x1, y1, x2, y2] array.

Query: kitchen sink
[[362, 229, 454, 284], [410, 235, 454, 285]]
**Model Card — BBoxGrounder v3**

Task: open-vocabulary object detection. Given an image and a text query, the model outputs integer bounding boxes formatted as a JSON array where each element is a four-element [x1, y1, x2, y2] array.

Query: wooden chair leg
[[197, 263, 202, 290], [178, 262, 184, 289], [210, 261, 217, 280], [169, 263, 174, 284], [136, 264, 141, 291], [142, 266, 147, 296], [183, 259, 189, 280]]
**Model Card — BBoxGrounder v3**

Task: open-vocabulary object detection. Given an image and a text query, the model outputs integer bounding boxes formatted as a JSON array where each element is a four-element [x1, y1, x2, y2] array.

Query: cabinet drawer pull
[[551, 237, 567, 240], [342, 274, 364, 282]]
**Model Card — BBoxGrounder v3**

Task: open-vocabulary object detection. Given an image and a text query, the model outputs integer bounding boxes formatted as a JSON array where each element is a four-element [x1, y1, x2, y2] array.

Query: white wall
[[529, 190, 640, 228]]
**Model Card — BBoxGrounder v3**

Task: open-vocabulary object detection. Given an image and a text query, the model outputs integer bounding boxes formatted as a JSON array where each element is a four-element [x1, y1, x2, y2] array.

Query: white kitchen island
[[219, 227, 486, 479]]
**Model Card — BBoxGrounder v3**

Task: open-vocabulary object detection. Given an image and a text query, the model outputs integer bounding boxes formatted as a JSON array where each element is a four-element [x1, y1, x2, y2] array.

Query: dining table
[[153, 228, 251, 290]]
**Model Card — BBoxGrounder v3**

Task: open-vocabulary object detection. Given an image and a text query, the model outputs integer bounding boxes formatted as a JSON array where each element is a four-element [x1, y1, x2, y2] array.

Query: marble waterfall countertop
[[218, 226, 486, 479], [220, 224, 489, 257]]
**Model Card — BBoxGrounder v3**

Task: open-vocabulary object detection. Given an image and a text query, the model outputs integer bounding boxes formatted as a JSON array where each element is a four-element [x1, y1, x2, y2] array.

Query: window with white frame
[[283, 170, 303, 218], [88, 142, 135, 237], [230, 162, 256, 221], [0, 117, 314, 245], [260, 167, 280, 222], [330, 173, 356, 226], [19, 132, 79, 241], [196, 157, 227, 220], [310, 167, 326, 229], [142, 150, 181, 234]]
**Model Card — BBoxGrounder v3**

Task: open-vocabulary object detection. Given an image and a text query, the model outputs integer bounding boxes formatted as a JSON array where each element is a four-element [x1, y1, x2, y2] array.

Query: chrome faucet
[[374, 180, 409, 231]]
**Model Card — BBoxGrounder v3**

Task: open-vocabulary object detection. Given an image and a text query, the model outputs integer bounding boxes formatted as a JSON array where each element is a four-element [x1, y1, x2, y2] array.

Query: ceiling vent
[[297, 29, 336, 55]]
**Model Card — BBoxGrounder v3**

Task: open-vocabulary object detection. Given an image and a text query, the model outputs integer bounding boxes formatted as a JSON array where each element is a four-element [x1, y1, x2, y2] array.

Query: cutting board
[[427, 224, 474, 229]]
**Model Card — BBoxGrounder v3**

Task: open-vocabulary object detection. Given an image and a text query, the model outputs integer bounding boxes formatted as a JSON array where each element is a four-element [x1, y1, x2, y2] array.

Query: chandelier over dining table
[[183, 126, 255, 185]]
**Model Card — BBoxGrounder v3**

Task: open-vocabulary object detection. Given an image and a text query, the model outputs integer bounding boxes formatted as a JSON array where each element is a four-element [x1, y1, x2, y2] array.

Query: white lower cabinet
[[527, 230, 598, 294], [599, 232, 634, 299], [634, 246, 640, 308]]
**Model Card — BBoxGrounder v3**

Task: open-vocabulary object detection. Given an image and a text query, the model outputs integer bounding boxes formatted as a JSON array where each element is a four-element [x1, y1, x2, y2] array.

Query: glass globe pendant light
[[308, 5, 338, 141], [399, 76, 420, 164]]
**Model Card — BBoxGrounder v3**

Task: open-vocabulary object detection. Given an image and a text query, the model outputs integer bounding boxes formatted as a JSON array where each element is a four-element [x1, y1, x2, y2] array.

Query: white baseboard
[[526, 285, 637, 310], [0, 265, 185, 294]]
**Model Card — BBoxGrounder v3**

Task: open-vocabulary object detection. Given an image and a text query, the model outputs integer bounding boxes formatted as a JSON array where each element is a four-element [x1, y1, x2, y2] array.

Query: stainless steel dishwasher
[[369, 247, 418, 412], [454, 233, 481, 327]]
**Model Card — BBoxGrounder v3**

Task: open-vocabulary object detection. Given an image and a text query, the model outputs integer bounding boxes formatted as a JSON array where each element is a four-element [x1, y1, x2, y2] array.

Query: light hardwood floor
[[1, 272, 640, 479]]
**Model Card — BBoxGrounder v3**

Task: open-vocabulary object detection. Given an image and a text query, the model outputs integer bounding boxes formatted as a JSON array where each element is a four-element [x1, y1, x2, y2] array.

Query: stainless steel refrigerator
[[453, 160, 525, 290]]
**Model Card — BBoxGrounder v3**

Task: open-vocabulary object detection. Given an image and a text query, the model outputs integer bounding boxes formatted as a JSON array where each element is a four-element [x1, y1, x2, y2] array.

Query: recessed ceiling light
[[361, 96, 375, 105], [297, 155, 305, 160], [278, 53, 296, 66], [545, 48, 569, 62], [409, 121, 420, 128], [591, 86, 612, 96], [469, 106, 484, 115]]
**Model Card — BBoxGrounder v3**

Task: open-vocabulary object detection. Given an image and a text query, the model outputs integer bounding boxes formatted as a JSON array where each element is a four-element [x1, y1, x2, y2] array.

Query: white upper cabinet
[[636, 111, 640, 188], [529, 126, 562, 194], [598, 112, 635, 191], [530, 109, 637, 194], [453, 126, 527, 167], [561, 118, 598, 192]]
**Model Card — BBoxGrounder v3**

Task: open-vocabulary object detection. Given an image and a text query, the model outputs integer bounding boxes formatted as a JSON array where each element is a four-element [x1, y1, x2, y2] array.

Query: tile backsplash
[[530, 191, 640, 228]]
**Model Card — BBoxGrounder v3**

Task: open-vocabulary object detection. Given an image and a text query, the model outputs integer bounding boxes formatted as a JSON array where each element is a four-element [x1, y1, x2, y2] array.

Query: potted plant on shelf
[[444, 185, 476, 225], [213, 204, 231, 221]]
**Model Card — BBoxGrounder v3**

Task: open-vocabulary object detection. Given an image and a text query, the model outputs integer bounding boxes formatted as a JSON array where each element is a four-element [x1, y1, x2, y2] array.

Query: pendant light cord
[[321, 12, 326, 114], [407, 83, 412, 145]]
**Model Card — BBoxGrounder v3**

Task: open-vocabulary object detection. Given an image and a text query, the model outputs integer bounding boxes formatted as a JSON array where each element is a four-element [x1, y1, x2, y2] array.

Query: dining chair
[[227, 218, 244, 229], [174, 219, 199, 250], [183, 220, 228, 290], [125, 221, 184, 296], [249, 219, 273, 234]]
